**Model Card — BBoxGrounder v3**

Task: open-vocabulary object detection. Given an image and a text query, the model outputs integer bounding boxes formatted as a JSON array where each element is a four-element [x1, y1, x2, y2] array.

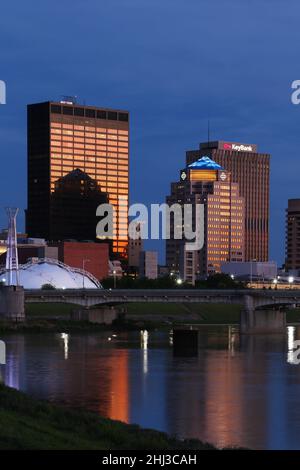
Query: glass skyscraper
[[186, 141, 270, 262], [26, 100, 129, 259], [166, 156, 244, 282]]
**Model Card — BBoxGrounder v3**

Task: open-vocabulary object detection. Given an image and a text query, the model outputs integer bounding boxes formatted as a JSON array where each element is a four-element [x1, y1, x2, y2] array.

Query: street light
[[113, 269, 117, 289], [288, 276, 294, 289], [250, 259, 257, 286], [82, 258, 90, 289], [176, 278, 183, 286], [273, 278, 278, 290]]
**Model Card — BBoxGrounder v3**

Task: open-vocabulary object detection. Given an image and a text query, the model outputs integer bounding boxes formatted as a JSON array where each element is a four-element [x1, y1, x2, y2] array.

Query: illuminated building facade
[[26, 100, 129, 259], [186, 141, 270, 262], [166, 156, 244, 281], [286, 199, 300, 272]]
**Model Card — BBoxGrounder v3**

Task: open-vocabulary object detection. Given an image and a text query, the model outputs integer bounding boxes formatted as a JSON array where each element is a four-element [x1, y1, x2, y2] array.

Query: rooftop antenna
[[207, 95, 212, 148], [5, 207, 19, 286], [207, 119, 210, 147], [60, 95, 77, 105]]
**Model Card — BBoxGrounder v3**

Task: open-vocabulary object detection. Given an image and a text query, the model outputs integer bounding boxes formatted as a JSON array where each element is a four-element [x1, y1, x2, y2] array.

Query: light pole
[[82, 258, 90, 289], [113, 269, 117, 289], [288, 276, 294, 290], [250, 259, 257, 287]]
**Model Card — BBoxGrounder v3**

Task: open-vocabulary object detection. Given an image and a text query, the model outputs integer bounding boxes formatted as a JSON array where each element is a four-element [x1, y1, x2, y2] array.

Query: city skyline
[[0, 95, 291, 267], [1, 1, 300, 265], [2, 1, 300, 455]]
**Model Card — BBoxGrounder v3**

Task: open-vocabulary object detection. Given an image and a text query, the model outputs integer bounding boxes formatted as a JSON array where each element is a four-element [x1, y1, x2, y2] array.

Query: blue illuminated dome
[[188, 156, 224, 170]]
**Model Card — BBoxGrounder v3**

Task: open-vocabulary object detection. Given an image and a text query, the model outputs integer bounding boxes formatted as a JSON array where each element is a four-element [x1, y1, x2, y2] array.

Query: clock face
[[220, 171, 227, 181], [181, 170, 187, 181]]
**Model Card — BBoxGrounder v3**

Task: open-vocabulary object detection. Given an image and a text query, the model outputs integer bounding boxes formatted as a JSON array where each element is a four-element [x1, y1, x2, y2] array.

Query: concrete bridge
[[24, 288, 300, 334]]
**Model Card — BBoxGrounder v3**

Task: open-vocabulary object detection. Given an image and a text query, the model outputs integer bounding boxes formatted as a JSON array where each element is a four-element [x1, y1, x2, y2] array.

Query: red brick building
[[57, 242, 109, 280], [0, 239, 109, 281]]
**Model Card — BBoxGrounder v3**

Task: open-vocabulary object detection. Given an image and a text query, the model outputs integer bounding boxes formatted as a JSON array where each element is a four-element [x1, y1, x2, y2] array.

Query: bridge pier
[[0, 285, 25, 322], [173, 329, 199, 356], [71, 306, 118, 324], [240, 296, 286, 334]]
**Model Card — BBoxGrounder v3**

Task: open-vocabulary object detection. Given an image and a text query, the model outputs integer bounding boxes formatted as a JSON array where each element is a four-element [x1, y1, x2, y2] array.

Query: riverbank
[[0, 303, 237, 332], [0, 384, 216, 450], [0, 301, 299, 332], [25, 301, 242, 322], [0, 302, 242, 332]]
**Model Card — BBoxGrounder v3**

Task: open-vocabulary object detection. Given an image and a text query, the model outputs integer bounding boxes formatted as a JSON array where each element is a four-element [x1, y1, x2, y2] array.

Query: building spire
[[5, 207, 19, 286]]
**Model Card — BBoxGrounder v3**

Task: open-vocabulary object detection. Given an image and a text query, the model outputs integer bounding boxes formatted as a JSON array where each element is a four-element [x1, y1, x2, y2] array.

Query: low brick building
[[57, 241, 109, 280]]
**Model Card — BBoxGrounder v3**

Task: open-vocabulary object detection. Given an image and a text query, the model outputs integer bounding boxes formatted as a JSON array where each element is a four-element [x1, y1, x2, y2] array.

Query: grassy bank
[[25, 302, 75, 318], [1, 301, 297, 333], [25, 301, 242, 323], [124, 302, 300, 324], [124, 302, 242, 324], [0, 384, 216, 450]]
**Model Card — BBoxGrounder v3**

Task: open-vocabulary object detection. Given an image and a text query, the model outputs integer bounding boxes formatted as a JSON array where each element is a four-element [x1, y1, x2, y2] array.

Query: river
[[1, 325, 300, 449]]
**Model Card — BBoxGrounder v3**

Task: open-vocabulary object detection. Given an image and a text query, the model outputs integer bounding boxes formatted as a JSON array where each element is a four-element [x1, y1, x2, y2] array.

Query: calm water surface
[[1, 326, 300, 450]]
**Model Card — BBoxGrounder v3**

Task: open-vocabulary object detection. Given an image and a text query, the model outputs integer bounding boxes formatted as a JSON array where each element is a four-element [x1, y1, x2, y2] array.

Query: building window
[[63, 106, 73, 115], [85, 109, 96, 118], [51, 105, 61, 114], [97, 110, 107, 119], [107, 111, 118, 120], [118, 113, 128, 122], [74, 107, 84, 116]]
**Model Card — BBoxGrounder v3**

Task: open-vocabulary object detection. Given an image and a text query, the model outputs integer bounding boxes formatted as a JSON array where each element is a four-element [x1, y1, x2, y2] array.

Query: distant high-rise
[[26, 100, 129, 259], [139, 251, 158, 280], [128, 221, 144, 269], [286, 199, 300, 272], [186, 141, 270, 262], [166, 156, 244, 281]]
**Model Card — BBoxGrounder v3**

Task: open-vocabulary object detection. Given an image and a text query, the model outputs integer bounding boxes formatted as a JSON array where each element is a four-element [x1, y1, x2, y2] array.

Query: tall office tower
[[26, 99, 129, 259], [166, 156, 244, 282], [286, 199, 300, 272], [186, 141, 270, 262]]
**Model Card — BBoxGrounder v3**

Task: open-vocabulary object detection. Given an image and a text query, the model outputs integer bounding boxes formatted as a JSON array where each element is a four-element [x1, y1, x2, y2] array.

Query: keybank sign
[[0, 340, 5, 365], [0, 80, 6, 104], [223, 142, 254, 152]]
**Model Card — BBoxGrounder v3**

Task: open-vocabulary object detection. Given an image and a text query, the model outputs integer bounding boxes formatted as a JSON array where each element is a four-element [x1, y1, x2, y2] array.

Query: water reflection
[[2, 326, 300, 449], [140, 330, 148, 375], [60, 333, 69, 360]]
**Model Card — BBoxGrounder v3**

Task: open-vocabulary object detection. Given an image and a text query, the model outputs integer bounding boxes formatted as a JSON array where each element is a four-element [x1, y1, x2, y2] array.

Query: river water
[[1, 326, 300, 449]]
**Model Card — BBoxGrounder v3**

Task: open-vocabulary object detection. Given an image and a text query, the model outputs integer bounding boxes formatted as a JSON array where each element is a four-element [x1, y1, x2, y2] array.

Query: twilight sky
[[1, 0, 300, 264]]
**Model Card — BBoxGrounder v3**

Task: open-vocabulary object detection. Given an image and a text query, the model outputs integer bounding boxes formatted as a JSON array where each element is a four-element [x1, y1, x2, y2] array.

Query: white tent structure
[[0, 258, 102, 289]]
